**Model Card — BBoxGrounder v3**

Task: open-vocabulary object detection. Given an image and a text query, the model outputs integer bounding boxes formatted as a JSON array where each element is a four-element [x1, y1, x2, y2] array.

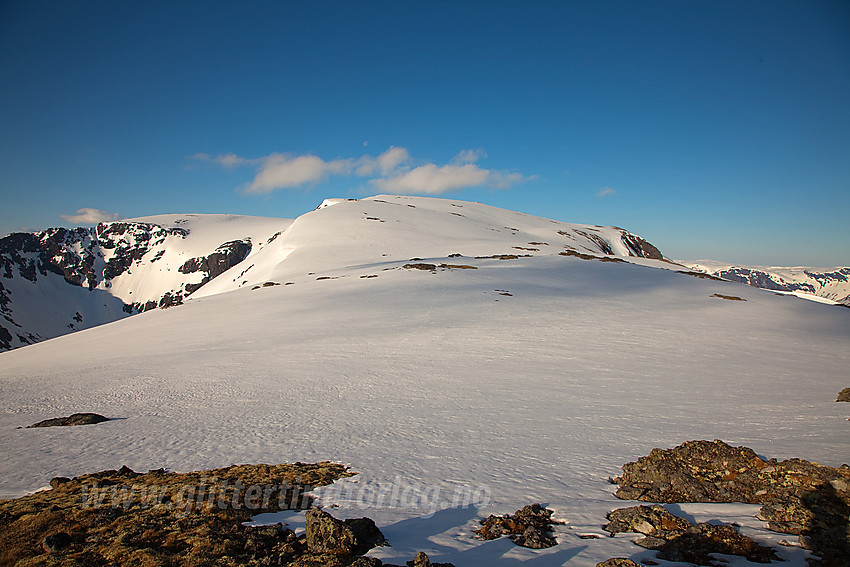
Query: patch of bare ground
[[677, 270, 725, 281], [473, 254, 532, 260], [558, 250, 625, 263], [711, 293, 745, 301], [26, 413, 109, 428]]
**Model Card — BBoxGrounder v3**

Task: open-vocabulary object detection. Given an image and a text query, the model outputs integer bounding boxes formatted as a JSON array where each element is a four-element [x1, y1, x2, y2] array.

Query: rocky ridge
[[0, 219, 253, 351]]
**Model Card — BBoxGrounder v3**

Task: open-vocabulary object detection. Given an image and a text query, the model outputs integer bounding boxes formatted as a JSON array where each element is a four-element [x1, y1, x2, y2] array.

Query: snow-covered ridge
[[0, 214, 291, 350], [685, 260, 850, 305], [0, 196, 666, 351]]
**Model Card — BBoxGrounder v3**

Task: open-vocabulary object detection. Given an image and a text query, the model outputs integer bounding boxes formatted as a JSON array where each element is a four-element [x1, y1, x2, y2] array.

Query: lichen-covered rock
[[596, 560, 641, 567], [612, 440, 850, 566], [604, 504, 690, 535], [475, 503, 559, 548], [0, 462, 354, 566], [305, 508, 358, 556], [605, 505, 778, 566]]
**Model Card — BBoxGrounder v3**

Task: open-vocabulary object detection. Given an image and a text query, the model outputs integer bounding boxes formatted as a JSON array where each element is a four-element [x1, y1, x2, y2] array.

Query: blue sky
[[1, 1, 848, 266]]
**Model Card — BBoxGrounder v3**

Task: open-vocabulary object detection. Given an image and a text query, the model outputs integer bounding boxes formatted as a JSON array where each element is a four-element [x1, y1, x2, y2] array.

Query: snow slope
[[0, 196, 847, 567]]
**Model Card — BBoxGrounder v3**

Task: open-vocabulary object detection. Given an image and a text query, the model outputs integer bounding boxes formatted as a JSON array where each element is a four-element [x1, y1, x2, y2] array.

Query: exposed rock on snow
[[604, 504, 778, 566], [475, 503, 560, 549], [595, 560, 641, 567], [26, 412, 109, 428], [836, 388, 850, 402], [710, 293, 746, 301], [612, 440, 850, 565]]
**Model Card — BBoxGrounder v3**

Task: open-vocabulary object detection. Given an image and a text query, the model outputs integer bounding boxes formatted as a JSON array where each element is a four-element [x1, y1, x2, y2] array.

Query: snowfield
[[0, 196, 847, 566]]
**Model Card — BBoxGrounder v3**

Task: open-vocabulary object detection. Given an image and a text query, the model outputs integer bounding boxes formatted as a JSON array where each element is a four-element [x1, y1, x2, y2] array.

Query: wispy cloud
[[597, 187, 617, 197], [188, 152, 258, 169], [60, 208, 124, 224], [194, 146, 533, 195]]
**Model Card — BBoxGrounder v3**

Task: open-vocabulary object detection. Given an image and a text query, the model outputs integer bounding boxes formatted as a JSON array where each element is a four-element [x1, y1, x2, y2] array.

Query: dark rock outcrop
[[605, 505, 778, 566], [27, 413, 109, 428], [179, 239, 252, 294], [475, 503, 559, 549], [612, 440, 850, 566], [618, 231, 663, 260], [836, 388, 850, 402]]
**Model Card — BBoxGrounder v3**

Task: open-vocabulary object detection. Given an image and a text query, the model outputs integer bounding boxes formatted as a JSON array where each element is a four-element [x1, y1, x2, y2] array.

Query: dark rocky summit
[[475, 503, 560, 549], [605, 504, 778, 566], [26, 413, 110, 428], [612, 439, 850, 566]]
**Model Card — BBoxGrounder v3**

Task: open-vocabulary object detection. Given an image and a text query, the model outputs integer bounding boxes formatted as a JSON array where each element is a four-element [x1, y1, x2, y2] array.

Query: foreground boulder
[[612, 440, 850, 566], [605, 505, 778, 566], [836, 388, 850, 402], [26, 412, 109, 427], [475, 503, 559, 548]]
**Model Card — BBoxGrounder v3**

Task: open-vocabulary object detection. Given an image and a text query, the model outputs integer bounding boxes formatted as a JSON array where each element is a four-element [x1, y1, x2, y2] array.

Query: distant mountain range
[[685, 261, 850, 306], [1, 196, 846, 352]]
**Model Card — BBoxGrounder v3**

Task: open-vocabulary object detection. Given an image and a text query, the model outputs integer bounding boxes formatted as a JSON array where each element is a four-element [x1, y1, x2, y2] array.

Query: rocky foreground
[[0, 462, 451, 567], [2, 440, 848, 566], [610, 439, 850, 566]]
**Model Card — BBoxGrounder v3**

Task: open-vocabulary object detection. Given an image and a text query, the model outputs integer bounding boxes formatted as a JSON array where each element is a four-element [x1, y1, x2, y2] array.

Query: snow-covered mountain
[[1, 195, 847, 567], [0, 214, 290, 350], [686, 260, 850, 305], [0, 196, 662, 351]]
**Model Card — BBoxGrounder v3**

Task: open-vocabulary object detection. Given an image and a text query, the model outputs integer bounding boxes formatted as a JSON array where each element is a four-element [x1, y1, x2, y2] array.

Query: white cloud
[[597, 187, 617, 197], [245, 153, 355, 194], [355, 146, 411, 176], [373, 163, 491, 194], [60, 208, 124, 224], [197, 146, 533, 195]]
